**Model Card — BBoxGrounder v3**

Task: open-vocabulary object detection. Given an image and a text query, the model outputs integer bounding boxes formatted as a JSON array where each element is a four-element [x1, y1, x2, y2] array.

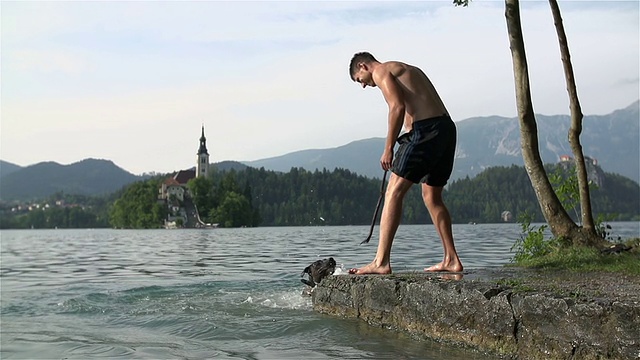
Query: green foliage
[[225, 163, 638, 227], [594, 213, 622, 241], [549, 167, 581, 220], [187, 176, 217, 212], [511, 212, 555, 262], [445, 165, 543, 223], [2, 163, 637, 229], [0, 206, 105, 229], [240, 167, 384, 226], [511, 175, 638, 272], [0, 191, 112, 229], [513, 245, 640, 275], [447, 164, 637, 224], [548, 165, 629, 240], [188, 170, 258, 228], [591, 172, 640, 221], [511, 164, 621, 264], [210, 191, 252, 228], [108, 179, 167, 229]]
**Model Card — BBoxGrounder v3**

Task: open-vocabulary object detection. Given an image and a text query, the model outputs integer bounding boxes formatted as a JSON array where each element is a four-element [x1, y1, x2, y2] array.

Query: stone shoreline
[[311, 268, 640, 359]]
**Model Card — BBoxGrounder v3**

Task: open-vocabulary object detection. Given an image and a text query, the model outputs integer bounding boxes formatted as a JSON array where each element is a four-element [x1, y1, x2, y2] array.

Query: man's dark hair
[[349, 52, 378, 81]]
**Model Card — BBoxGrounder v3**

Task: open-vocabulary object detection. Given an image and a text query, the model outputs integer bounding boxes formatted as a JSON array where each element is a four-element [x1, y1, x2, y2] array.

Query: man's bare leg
[[349, 174, 413, 275], [422, 184, 463, 272]]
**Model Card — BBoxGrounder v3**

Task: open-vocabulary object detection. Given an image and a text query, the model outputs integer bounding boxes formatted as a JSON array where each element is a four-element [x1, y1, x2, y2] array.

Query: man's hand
[[380, 149, 393, 170]]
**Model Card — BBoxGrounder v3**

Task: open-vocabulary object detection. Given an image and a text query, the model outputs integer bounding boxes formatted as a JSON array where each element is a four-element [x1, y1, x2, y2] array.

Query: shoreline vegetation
[[511, 212, 639, 275], [507, 217, 638, 289], [1, 163, 639, 229], [510, 238, 640, 275]]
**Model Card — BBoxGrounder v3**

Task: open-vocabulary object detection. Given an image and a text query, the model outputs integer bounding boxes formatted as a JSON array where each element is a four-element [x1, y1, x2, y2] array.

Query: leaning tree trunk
[[504, 0, 580, 242], [548, 0, 602, 246]]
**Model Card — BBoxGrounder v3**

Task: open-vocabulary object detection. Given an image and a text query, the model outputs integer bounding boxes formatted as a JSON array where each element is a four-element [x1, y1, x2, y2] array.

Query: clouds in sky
[[2, 1, 638, 174]]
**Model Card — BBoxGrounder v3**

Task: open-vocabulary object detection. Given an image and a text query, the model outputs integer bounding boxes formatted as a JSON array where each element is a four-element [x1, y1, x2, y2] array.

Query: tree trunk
[[548, 0, 602, 246], [504, 0, 581, 242]]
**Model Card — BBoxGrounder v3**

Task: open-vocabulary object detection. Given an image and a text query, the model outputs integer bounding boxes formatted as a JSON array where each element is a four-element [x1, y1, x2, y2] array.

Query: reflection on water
[[1, 222, 638, 359]]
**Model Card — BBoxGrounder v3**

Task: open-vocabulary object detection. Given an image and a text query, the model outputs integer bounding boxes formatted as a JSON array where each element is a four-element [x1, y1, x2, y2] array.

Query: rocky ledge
[[311, 268, 640, 359]]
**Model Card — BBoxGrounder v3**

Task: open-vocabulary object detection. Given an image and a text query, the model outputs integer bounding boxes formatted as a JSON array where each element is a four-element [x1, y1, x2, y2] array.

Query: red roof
[[174, 170, 196, 185], [163, 178, 181, 186]]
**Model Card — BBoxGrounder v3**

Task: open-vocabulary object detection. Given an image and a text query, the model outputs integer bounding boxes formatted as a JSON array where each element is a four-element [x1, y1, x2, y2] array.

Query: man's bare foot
[[348, 262, 391, 275], [424, 261, 463, 273]]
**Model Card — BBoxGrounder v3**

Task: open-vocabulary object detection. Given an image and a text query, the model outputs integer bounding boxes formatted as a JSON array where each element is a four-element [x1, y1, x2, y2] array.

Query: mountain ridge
[[0, 160, 23, 179], [0, 158, 146, 201], [1, 101, 637, 201], [243, 101, 640, 183]]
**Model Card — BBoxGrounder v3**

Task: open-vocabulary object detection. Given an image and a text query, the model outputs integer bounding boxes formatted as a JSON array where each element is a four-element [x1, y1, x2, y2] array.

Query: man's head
[[349, 52, 378, 88]]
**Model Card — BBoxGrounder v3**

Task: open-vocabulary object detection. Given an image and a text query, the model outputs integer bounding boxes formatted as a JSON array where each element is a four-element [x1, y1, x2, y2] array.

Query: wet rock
[[312, 269, 640, 359]]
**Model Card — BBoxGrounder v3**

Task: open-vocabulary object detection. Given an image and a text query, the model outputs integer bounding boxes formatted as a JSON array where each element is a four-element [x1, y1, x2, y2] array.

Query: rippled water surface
[[2, 223, 638, 359]]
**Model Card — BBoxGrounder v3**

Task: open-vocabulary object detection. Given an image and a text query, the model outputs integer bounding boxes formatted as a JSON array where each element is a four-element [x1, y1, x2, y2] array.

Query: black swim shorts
[[391, 114, 456, 186]]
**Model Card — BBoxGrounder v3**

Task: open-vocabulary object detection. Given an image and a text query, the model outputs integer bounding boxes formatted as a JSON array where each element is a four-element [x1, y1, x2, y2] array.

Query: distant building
[[158, 127, 211, 199], [158, 126, 212, 228], [559, 154, 598, 166], [173, 169, 196, 185], [160, 177, 185, 202], [197, 125, 210, 178], [557, 155, 604, 187], [158, 170, 196, 201], [560, 155, 572, 162]]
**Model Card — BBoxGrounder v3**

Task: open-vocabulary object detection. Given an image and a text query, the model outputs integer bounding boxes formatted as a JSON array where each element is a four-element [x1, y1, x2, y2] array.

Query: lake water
[[1, 223, 638, 359]]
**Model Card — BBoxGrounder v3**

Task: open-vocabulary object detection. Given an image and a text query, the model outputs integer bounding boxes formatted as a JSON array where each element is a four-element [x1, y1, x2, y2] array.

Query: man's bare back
[[374, 61, 449, 131]]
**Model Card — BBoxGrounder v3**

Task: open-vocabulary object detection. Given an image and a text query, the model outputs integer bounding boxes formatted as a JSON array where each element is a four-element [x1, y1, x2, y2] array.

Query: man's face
[[354, 65, 375, 88]]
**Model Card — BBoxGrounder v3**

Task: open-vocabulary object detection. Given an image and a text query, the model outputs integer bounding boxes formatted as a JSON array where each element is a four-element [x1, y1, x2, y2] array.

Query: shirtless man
[[348, 52, 463, 274]]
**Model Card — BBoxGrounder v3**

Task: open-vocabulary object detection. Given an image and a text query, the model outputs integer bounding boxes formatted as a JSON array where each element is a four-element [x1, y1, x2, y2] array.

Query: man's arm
[[373, 67, 405, 170]]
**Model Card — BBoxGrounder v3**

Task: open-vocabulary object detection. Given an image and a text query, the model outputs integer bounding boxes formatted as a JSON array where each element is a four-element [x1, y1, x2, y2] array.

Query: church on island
[[158, 126, 216, 229]]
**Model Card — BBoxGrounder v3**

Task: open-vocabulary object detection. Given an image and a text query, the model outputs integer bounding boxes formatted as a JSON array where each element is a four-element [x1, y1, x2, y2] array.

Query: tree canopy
[[1, 164, 636, 229]]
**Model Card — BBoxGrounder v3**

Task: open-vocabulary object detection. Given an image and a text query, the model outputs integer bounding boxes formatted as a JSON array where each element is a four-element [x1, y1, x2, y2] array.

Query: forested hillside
[[2, 164, 637, 229], [240, 164, 639, 226], [109, 179, 168, 229], [444, 165, 639, 223], [0, 192, 115, 229], [243, 167, 381, 226]]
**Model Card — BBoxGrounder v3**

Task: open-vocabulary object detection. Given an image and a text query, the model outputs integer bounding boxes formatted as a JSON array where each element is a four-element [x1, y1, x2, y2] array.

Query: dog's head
[[300, 257, 336, 287]]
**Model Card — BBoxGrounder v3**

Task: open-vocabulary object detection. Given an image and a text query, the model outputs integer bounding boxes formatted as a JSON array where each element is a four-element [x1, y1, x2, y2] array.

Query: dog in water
[[300, 257, 336, 289]]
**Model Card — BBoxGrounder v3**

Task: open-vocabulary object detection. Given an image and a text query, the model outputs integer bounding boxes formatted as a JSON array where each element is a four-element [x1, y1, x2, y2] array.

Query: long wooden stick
[[360, 170, 388, 245]]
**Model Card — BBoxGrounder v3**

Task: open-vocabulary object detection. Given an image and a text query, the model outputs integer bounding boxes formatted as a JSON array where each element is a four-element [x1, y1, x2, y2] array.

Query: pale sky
[[2, 1, 638, 175]]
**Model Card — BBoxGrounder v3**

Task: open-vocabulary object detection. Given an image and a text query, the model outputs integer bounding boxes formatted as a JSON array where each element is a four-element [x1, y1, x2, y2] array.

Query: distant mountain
[[0, 160, 23, 179], [0, 159, 252, 202], [454, 100, 639, 183], [0, 159, 146, 201], [1, 102, 637, 202], [243, 138, 383, 178], [213, 161, 249, 172], [243, 101, 640, 184]]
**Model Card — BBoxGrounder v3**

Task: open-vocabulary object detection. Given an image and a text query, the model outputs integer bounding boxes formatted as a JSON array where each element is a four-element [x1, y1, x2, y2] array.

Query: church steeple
[[196, 125, 210, 178]]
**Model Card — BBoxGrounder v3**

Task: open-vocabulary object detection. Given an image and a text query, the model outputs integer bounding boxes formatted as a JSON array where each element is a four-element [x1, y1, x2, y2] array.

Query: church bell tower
[[196, 125, 210, 178]]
